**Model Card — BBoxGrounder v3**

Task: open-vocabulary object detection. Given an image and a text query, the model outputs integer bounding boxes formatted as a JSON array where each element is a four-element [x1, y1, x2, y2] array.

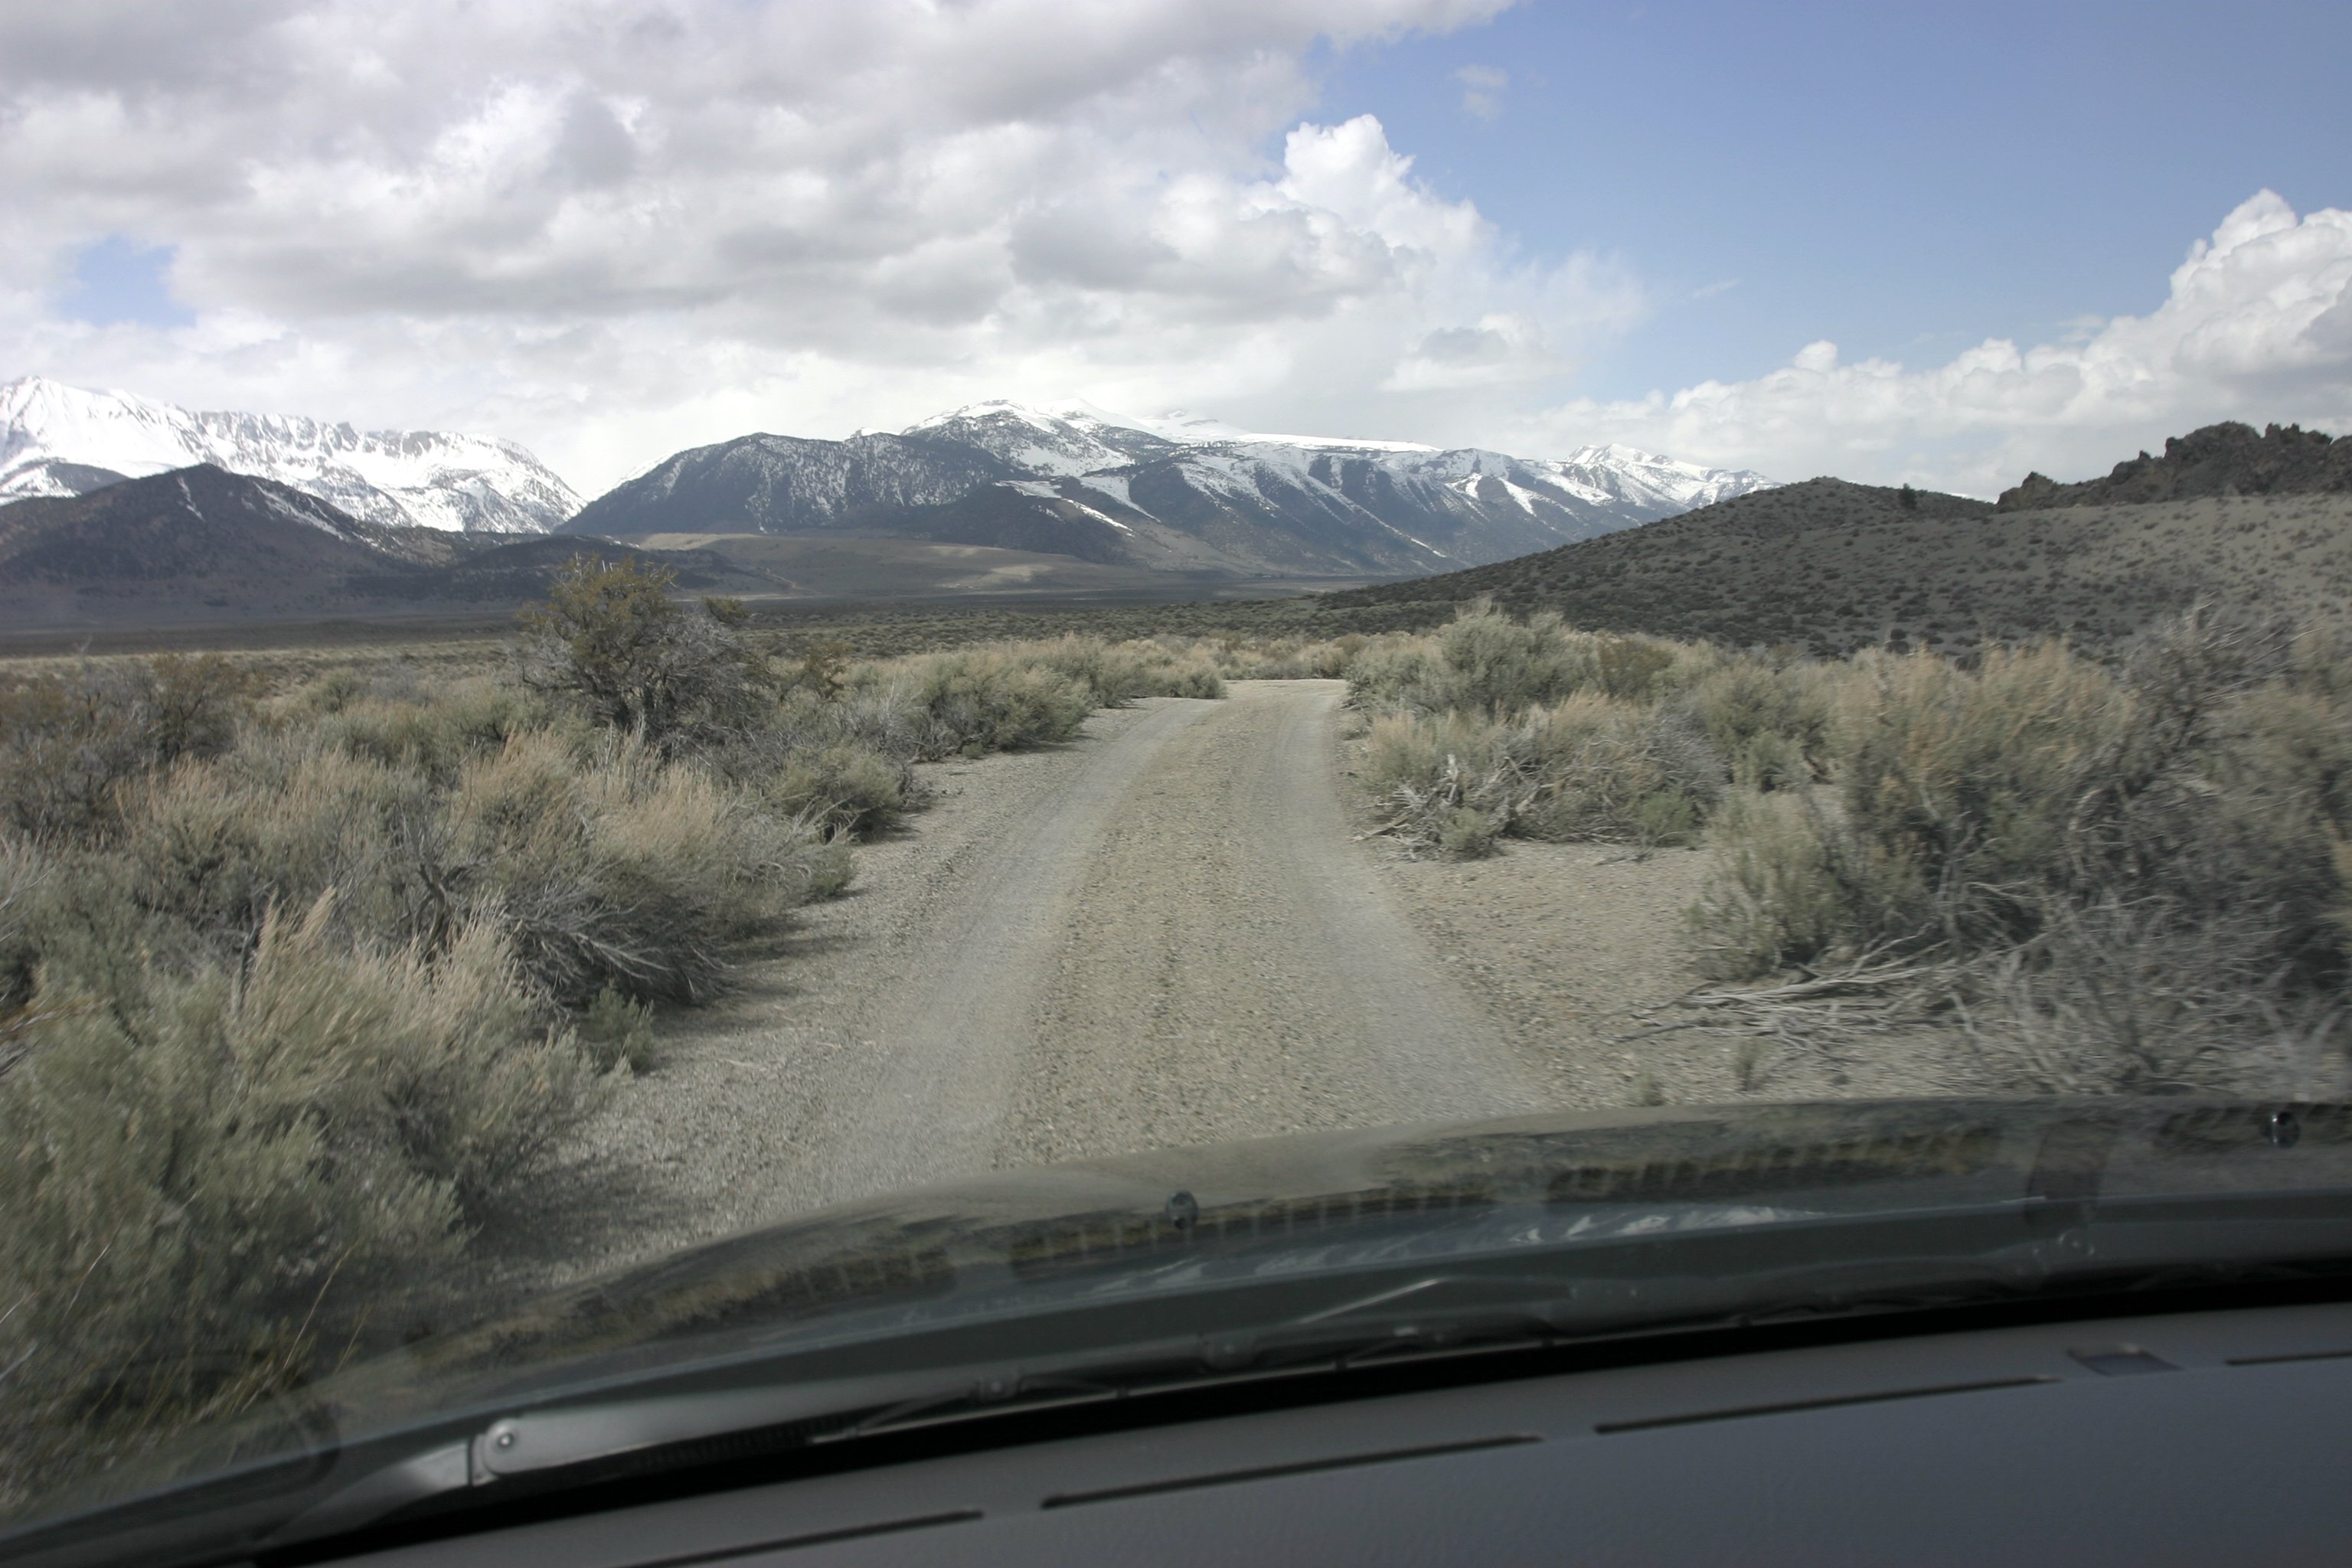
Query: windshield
[[4, 0, 2350, 1549]]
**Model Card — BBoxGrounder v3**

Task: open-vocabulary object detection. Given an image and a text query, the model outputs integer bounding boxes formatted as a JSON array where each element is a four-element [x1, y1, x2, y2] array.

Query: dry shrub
[[1831, 642, 2141, 942], [110, 721, 844, 1008], [853, 648, 1096, 759], [579, 982, 658, 1073], [1594, 634, 1677, 702], [1687, 658, 1834, 789], [763, 743, 913, 835], [1964, 893, 2342, 1096], [518, 555, 772, 746], [1014, 634, 1226, 705], [1363, 696, 1723, 856], [1347, 603, 1589, 714], [1344, 638, 1446, 709], [1238, 635, 1366, 680], [0, 895, 606, 1488], [0, 656, 260, 842], [1687, 609, 2352, 1094], [1685, 791, 1927, 980], [116, 744, 434, 956], [306, 677, 552, 784], [1436, 607, 1595, 713], [0, 838, 59, 1075], [697, 687, 918, 835], [1362, 710, 1492, 798], [1346, 603, 1700, 720], [1511, 697, 1723, 845], [449, 732, 844, 1005]]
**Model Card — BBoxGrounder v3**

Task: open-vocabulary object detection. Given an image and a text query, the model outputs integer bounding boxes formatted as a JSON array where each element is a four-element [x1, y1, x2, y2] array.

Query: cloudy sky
[[5, 0, 2349, 497]]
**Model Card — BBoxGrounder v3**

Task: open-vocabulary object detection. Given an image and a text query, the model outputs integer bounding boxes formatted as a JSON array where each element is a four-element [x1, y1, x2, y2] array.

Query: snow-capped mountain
[[901, 400, 1177, 475], [0, 375, 581, 533], [564, 431, 1018, 537], [563, 398, 1777, 577]]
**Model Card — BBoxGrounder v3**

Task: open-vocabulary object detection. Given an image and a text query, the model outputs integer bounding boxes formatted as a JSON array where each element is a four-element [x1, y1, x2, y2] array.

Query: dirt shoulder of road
[[1349, 743, 1988, 1111]]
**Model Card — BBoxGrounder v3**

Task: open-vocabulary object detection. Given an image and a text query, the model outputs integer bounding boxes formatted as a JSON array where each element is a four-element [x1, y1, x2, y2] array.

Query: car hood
[[361, 1095, 2350, 1400], [27, 1096, 2352, 1545]]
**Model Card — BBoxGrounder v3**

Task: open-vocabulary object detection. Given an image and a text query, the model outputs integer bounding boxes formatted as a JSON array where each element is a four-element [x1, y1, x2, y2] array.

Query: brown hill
[[0, 463, 478, 584], [1321, 470, 2352, 655], [0, 465, 786, 635]]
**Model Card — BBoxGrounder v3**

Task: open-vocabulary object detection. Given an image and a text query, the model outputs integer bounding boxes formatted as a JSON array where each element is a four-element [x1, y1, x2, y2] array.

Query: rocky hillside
[[0, 464, 474, 584], [1325, 455, 2352, 654], [1999, 422, 2350, 510]]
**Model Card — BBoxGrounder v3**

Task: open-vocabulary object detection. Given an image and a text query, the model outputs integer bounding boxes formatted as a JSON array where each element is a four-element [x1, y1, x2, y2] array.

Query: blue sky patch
[[60, 236, 195, 330]]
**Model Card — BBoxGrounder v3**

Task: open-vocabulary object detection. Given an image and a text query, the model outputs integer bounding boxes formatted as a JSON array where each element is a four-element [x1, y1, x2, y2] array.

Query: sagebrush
[[0, 573, 1233, 1499]]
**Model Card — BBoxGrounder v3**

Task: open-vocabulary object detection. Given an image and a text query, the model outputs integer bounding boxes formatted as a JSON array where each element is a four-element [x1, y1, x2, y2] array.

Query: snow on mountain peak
[[900, 397, 1772, 513], [0, 374, 582, 532], [901, 399, 1177, 476]]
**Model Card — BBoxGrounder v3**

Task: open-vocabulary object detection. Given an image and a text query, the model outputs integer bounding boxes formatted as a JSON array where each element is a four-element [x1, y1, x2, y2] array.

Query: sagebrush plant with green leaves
[[1685, 609, 2352, 1093], [1342, 601, 2349, 1093], [0, 586, 1233, 1498], [1346, 602, 1738, 854], [518, 555, 775, 746]]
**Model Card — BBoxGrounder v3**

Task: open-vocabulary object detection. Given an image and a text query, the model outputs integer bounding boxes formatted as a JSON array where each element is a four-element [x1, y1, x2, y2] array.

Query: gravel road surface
[[538, 680, 1552, 1277]]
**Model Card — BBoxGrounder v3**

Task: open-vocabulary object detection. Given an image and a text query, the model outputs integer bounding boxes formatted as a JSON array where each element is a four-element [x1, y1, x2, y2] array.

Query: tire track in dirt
[[1004, 681, 1548, 1165]]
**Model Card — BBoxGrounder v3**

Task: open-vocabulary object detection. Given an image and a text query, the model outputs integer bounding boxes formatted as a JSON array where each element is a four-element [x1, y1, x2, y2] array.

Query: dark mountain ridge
[[564, 433, 1020, 537], [0, 464, 475, 586], [0, 465, 781, 630]]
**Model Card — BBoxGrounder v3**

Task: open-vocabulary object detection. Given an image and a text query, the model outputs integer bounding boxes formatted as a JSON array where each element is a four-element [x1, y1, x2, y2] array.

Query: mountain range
[[0, 376, 582, 534], [561, 400, 1777, 577], [5, 407, 2337, 657], [2, 378, 1776, 584]]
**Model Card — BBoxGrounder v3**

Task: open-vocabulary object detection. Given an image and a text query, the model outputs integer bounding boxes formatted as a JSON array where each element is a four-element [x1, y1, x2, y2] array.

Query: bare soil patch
[[1370, 839, 1991, 1108]]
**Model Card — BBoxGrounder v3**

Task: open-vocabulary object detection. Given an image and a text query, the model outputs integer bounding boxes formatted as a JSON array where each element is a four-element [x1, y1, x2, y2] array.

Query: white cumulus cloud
[[1524, 191, 2352, 495], [4, 0, 1640, 492]]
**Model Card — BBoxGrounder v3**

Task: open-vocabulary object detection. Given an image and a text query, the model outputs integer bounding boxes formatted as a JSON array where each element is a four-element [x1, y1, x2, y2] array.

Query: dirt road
[[542, 681, 1553, 1276]]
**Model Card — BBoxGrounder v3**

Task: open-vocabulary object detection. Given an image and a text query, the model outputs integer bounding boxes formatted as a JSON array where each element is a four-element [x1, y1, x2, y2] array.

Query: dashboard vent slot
[[636, 1510, 982, 1566], [2228, 1348, 2352, 1367], [1596, 1376, 2055, 1434], [2070, 1347, 2177, 1377], [1041, 1434, 1539, 1509]]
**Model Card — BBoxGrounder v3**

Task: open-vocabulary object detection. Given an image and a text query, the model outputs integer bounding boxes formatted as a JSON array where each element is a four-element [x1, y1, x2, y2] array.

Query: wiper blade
[[276, 1365, 995, 1543]]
